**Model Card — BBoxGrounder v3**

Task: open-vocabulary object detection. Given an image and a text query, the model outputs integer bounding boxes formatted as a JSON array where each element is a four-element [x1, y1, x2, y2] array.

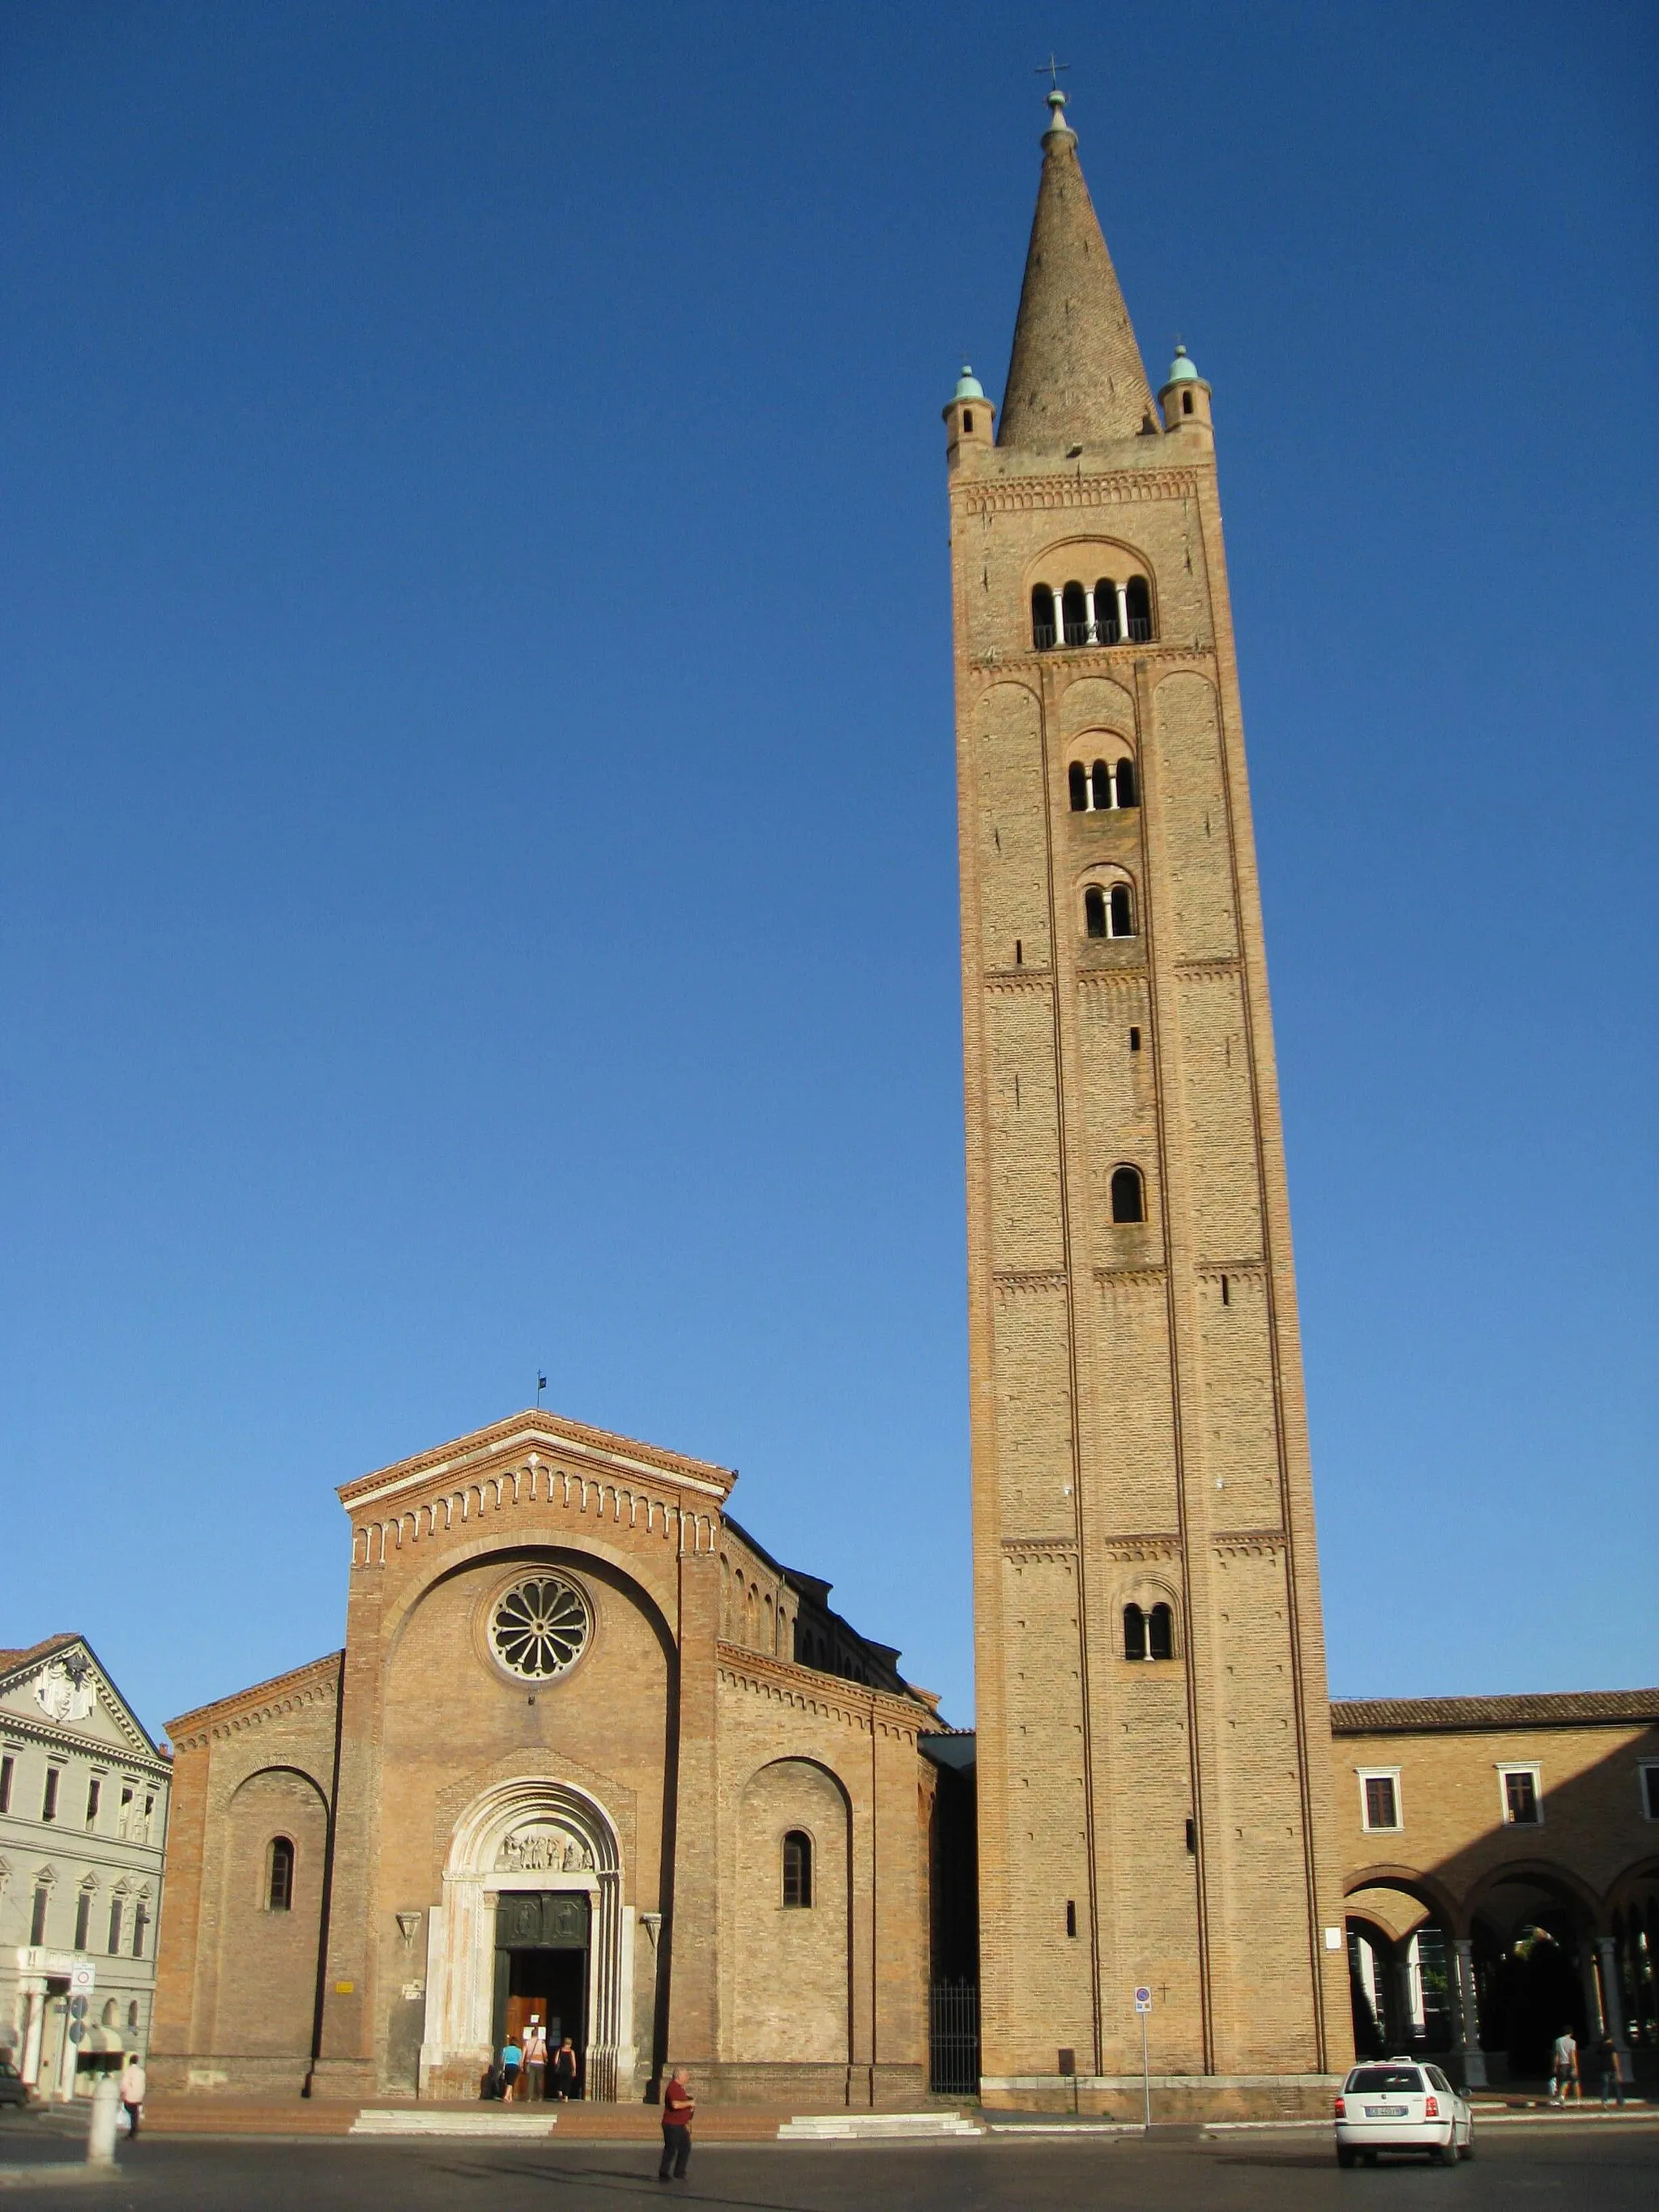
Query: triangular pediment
[[0, 1638, 164, 1767], [338, 1406, 737, 1516]]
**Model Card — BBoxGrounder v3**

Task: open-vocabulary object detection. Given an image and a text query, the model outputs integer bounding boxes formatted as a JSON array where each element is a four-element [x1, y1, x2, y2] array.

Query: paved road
[[0, 2124, 1654, 2208]]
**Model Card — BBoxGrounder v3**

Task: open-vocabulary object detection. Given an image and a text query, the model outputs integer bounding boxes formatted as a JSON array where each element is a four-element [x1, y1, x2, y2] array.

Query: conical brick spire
[[997, 93, 1158, 450]]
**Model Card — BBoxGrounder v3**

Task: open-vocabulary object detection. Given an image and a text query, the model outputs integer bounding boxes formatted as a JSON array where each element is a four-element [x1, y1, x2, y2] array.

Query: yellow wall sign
[[334, 1980, 355, 1994]]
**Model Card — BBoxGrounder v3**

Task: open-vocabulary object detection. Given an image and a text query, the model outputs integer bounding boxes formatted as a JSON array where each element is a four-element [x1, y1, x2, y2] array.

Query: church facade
[[151, 1413, 955, 2103], [148, 96, 1657, 2112]]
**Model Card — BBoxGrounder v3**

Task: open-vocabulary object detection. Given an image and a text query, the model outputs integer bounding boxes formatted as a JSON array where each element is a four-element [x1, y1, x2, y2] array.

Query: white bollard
[[87, 2076, 120, 2166]]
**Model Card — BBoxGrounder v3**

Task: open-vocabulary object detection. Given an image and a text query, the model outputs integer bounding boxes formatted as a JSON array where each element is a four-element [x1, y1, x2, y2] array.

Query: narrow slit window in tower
[[1129, 1026, 1141, 1052], [1111, 1165, 1145, 1223], [1182, 390, 1193, 416]]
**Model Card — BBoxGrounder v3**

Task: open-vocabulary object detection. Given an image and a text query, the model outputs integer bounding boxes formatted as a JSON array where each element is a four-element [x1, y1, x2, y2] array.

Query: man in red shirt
[[657, 2067, 694, 2181]]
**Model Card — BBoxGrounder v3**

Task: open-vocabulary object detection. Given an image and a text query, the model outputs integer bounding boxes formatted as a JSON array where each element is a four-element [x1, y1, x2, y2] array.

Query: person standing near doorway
[[1594, 2031, 1626, 2108], [499, 2032, 522, 2103], [552, 2036, 578, 2100], [522, 2018, 548, 2102], [118, 2053, 146, 2140], [657, 2067, 693, 2181], [1550, 2026, 1580, 2103]]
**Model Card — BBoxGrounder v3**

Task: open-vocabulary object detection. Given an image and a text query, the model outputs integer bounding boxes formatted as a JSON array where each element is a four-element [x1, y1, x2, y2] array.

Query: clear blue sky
[[2, 2, 1654, 1740]]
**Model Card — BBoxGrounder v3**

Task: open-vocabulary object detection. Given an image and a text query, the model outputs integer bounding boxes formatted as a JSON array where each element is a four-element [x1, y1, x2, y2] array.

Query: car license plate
[[1365, 2103, 1409, 2117]]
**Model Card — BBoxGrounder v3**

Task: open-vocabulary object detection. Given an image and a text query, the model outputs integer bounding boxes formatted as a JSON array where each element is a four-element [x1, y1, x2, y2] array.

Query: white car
[[1334, 2060, 1474, 2167]]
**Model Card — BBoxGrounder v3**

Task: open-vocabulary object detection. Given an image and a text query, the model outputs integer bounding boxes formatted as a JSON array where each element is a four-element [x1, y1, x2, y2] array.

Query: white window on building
[[1358, 1768, 1402, 1832], [1498, 1763, 1542, 1826], [1639, 1763, 1659, 1822], [0, 1749, 16, 1814]]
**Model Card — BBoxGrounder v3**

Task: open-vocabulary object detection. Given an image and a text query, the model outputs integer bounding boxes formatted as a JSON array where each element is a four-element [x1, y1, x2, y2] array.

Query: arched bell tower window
[[1108, 884, 1134, 936], [1069, 756, 1138, 812], [1126, 575, 1153, 642], [267, 1836, 295, 1912], [1084, 886, 1107, 939], [782, 1830, 812, 1908], [1111, 1165, 1145, 1223], [1031, 586, 1057, 651]]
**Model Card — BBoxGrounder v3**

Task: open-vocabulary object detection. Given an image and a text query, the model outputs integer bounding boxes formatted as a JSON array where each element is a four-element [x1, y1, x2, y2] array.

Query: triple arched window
[[1084, 883, 1136, 940], [1124, 1602, 1175, 1660], [1068, 757, 1137, 812], [1031, 574, 1154, 650], [783, 1830, 812, 1908]]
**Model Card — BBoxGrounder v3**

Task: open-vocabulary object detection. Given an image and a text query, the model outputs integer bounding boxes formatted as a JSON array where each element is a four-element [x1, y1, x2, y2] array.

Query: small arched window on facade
[[1090, 761, 1113, 811], [1126, 575, 1153, 642], [783, 1831, 813, 1908], [1084, 886, 1107, 939], [1114, 756, 1137, 808], [1094, 579, 1120, 644], [1031, 585, 1056, 650], [127, 2001, 140, 2033], [1108, 884, 1134, 937], [1111, 1165, 1145, 1224], [107, 1893, 124, 1955], [1123, 1604, 1146, 1660], [267, 1836, 296, 1913], [1069, 762, 1088, 812], [1061, 582, 1090, 647]]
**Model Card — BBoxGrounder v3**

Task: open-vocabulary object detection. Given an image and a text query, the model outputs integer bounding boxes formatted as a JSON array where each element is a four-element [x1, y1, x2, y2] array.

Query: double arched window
[[1124, 1602, 1175, 1661], [1068, 757, 1137, 813], [1084, 883, 1136, 940], [267, 1836, 295, 1912], [1031, 573, 1155, 651], [783, 1830, 812, 1909]]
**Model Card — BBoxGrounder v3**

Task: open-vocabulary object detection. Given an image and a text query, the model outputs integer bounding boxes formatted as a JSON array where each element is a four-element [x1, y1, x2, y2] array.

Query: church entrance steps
[[351, 2109, 557, 2137], [776, 2112, 983, 2142]]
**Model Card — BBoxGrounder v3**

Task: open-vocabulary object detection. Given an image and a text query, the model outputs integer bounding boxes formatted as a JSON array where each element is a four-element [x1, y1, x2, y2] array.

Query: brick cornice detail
[[165, 1651, 343, 1754], [1092, 1264, 1166, 1286], [955, 468, 1203, 515], [351, 1455, 722, 1566], [984, 968, 1054, 992], [714, 1643, 932, 1740], [993, 1268, 1068, 1294], [1095, 1534, 1182, 1562], [1213, 1531, 1288, 1558], [1172, 956, 1242, 981]]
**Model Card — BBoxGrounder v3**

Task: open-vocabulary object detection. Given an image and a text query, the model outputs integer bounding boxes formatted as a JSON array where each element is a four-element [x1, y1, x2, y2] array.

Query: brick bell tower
[[945, 89, 1352, 2105]]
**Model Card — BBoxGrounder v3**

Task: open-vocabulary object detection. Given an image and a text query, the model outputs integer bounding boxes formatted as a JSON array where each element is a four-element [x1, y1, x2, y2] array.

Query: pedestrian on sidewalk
[[1549, 2026, 1580, 2103], [1594, 2032, 1626, 2108], [118, 2054, 146, 2140], [522, 2018, 548, 2102], [657, 2067, 694, 2181], [499, 2034, 522, 2103], [552, 2036, 578, 2100]]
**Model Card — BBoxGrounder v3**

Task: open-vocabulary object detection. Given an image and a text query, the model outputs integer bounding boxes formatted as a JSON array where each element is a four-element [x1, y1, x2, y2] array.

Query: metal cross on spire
[[1035, 53, 1071, 92]]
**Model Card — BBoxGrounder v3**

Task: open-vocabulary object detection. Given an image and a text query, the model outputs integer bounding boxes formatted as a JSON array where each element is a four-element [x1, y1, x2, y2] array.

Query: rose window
[[489, 1576, 591, 1680]]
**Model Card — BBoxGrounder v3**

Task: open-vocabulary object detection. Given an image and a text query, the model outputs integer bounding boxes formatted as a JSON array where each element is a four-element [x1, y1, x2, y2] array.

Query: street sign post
[[1133, 1987, 1153, 2133]]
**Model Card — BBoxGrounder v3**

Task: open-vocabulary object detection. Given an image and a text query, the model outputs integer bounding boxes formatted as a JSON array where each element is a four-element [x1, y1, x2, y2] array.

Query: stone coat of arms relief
[[32, 1658, 97, 1725]]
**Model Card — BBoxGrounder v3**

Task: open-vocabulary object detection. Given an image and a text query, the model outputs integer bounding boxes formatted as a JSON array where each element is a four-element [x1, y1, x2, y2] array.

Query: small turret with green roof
[[942, 360, 994, 467], [1159, 339, 1213, 438]]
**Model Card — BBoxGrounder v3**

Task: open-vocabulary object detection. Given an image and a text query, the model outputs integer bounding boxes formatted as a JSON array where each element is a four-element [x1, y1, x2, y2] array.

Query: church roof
[[997, 93, 1158, 451]]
